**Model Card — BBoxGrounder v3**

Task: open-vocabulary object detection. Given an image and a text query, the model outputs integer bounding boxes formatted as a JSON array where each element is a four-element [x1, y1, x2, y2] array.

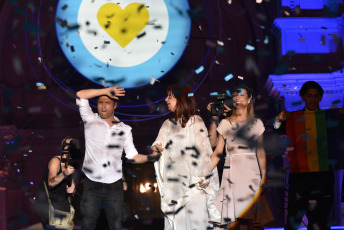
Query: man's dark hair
[[96, 95, 118, 104], [299, 81, 324, 97]]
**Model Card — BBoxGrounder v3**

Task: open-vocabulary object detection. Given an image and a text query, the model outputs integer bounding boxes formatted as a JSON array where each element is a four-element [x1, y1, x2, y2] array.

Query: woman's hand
[[63, 165, 75, 176], [122, 180, 128, 191], [152, 144, 164, 153], [223, 104, 232, 117], [198, 179, 210, 189], [66, 184, 75, 194], [207, 102, 213, 112]]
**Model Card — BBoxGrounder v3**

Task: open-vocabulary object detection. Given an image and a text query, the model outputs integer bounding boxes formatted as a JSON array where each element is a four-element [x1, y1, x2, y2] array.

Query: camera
[[210, 91, 232, 117], [62, 139, 83, 168]]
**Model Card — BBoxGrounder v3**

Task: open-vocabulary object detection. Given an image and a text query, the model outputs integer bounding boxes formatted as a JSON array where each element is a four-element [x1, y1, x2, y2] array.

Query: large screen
[[55, 0, 191, 88]]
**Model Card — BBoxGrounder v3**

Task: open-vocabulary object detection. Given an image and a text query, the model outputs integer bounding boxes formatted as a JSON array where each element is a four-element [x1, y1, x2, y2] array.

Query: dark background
[[0, 0, 343, 229]]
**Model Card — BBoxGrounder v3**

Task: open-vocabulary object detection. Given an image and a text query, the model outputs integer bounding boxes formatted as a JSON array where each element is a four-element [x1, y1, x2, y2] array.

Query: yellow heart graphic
[[97, 3, 149, 48]]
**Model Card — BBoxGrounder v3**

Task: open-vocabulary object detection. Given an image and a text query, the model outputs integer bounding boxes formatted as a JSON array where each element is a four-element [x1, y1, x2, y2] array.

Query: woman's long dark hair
[[167, 84, 197, 128]]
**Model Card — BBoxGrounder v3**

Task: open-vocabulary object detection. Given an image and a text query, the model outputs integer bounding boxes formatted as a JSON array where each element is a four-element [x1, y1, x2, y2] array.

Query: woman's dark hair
[[167, 84, 197, 128], [299, 81, 324, 97], [61, 136, 73, 149]]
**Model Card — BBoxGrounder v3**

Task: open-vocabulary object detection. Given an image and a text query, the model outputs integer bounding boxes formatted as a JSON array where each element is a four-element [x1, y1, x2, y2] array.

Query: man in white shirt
[[76, 86, 158, 230]]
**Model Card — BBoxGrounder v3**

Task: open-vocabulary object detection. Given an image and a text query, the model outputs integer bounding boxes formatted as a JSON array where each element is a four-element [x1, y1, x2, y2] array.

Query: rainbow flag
[[286, 109, 344, 173]]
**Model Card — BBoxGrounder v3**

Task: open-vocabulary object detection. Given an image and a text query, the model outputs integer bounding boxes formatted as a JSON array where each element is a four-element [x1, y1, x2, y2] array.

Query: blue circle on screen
[[55, 0, 191, 88]]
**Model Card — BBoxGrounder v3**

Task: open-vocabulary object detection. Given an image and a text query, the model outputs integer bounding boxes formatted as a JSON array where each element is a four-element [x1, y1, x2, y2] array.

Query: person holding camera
[[207, 93, 232, 148], [76, 85, 159, 230], [209, 86, 273, 229], [34, 137, 77, 230]]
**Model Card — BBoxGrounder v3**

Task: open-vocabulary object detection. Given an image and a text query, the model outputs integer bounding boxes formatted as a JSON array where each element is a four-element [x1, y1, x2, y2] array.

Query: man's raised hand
[[107, 85, 125, 100]]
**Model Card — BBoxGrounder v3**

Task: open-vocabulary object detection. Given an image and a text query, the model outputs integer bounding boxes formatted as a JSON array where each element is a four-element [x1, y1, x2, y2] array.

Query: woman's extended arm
[[256, 134, 266, 187]]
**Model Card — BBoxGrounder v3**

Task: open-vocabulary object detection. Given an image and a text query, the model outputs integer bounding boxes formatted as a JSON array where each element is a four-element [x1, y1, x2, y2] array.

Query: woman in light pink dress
[[210, 86, 273, 229]]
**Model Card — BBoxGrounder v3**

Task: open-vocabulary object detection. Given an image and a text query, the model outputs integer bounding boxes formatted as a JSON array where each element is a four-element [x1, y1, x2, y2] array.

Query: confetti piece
[[36, 82, 46, 90], [38, 57, 41, 63], [286, 147, 294, 151], [150, 76, 156, 85], [224, 74, 233, 81], [135, 214, 139, 219], [245, 44, 255, 51], [101, 79, 107, 87], [188, 93, 194, 97], [137, 32, 146, 39], [195, 65, 204, 74], [13, 56, 23, 75], [284, 11, 290, 16], [264, 35, 269, 44], [256, 0, 263, 3], [217, 40, 224, 46], [104, 40, 110, 44], [226, 90, 232, 97], [292, 101, 302, 106], [107, 145, 120, 148], [198, 25, 202, 31], [210, 92, 218, 96], [299, 38, 306, 41], [332, 34, 339, 42], [205, 40, 217, 48], [245, 56, 260, 76], [68, 24, 79, 31], [238, 76, 244, 80], [332, 99, 341, 104], [137, 95, 139, 99], [227, 37, 231, 40], [28, 106, 42, 113]]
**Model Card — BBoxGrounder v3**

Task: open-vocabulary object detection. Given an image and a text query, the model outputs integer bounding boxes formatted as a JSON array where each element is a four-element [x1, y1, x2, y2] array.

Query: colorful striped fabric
[[286, 109, 344, 173]]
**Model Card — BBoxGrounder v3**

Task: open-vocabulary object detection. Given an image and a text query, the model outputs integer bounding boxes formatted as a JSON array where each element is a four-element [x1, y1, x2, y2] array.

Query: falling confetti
[[36, 82, 46, 90], [245, 44, 255, 51], [195, 66, 204, 74], [217, 40, 224, 46], [101, 79, 107, 87], [150, 76, 156, 85], [224, 74, 234, 81]]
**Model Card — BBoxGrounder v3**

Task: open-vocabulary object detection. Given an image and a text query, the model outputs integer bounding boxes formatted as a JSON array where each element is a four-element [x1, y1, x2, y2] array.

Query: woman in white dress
[[210, 86, 273, 229], [152, 84, 220, 230]]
